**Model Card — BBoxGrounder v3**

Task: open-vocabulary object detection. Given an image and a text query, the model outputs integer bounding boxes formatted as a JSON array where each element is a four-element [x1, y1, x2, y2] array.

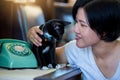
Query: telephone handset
[[0, 39, 37, 69]]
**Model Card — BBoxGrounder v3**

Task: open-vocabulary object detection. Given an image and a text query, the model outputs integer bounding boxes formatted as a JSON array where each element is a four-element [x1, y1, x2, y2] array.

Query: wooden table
[[0, 66, 81, 80]]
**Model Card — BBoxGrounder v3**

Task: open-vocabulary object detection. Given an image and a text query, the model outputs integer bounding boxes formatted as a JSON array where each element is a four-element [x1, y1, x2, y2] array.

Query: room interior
[[0, 0, 75, 41], [0, 0, 81, 80]]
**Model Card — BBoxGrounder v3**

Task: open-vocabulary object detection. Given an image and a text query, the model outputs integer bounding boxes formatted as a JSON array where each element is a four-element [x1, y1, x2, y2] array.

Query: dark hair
[[84, 0, 120, 42], [72, 0, 94, 20]]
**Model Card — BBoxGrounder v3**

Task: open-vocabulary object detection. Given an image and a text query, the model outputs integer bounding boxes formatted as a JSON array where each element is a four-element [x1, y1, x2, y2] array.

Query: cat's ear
[[59, 20, 71, 27], [46, 19, 71, 27]]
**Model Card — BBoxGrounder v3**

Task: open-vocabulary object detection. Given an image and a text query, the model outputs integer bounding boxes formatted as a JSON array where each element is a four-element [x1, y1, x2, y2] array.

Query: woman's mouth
[[75, 35, 81, 40]]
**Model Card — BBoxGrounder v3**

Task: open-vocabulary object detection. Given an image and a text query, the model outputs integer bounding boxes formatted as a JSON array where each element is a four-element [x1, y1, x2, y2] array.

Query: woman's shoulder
[[65, 40, 91, 53], [65, 40, 77, 49]]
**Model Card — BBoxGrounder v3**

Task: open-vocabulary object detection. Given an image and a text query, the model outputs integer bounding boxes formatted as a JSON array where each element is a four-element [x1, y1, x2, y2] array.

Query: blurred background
[[0, 0, 76, 46]]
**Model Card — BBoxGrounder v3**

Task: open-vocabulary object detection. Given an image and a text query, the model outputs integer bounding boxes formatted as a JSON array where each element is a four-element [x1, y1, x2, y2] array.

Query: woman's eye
[[81, 23, 88, 27], [81, 24, 86, 27]]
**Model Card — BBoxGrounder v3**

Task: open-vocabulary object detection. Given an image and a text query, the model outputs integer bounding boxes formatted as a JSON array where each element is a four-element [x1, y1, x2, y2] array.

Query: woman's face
[[74, 8, 100, 48]]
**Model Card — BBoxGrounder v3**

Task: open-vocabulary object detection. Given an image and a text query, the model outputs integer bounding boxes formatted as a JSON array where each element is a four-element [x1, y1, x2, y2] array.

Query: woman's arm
[[56, 46, 68, 64], [27, 26, 68, 64], [27, 26, 43, 46]]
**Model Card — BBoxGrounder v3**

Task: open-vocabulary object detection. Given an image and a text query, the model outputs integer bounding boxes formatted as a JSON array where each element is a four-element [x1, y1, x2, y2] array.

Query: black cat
[[32, 19, 71, 68]]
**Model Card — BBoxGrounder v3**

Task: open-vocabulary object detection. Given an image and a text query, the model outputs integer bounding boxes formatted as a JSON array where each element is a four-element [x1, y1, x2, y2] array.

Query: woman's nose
[[74, 23, 79, 33]]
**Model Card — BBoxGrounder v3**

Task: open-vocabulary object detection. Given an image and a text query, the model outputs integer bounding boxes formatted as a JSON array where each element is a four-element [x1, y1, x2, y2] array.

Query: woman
[[27, 0, 120, 80]]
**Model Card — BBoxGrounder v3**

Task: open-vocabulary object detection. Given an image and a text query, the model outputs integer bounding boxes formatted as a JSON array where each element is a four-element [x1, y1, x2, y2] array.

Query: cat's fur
[[32, 19, 70, 68]]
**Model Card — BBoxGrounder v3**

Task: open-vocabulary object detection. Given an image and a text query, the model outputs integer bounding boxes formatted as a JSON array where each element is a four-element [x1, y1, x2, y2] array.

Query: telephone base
[[0, 39, 38, 69], [0, 51, 38, 69]]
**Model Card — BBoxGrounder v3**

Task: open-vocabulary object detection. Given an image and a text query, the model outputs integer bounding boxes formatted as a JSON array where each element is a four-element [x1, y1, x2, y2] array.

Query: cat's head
[[41, 19, 71, 40]]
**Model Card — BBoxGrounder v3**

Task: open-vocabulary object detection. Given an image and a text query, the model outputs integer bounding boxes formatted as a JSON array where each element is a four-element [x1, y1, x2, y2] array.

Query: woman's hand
[[27, 26, 43, 46]]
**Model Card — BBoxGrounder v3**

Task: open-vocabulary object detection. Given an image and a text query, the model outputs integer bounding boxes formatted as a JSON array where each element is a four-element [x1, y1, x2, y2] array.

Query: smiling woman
[[27, 0, 120, 80]]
